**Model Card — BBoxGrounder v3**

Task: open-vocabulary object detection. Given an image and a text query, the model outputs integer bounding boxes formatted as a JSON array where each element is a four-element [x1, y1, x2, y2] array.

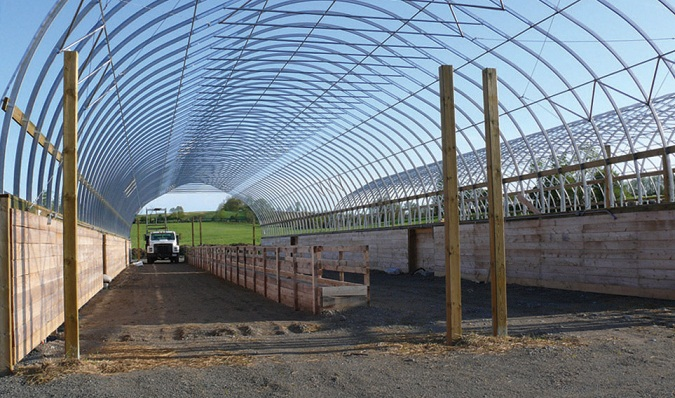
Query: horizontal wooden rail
[[1, 97, 130, 229], [262, 144, 675, 228]]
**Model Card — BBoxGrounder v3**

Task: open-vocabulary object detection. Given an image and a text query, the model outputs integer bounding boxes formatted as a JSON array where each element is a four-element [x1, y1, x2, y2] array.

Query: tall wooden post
[[439, 65, 462, 343], [483, 68, 507, 337], [0, 195, 14, 373], [199, 217, 203, 246], [604, 145, 613, 208], [63, 51, 80, 359]]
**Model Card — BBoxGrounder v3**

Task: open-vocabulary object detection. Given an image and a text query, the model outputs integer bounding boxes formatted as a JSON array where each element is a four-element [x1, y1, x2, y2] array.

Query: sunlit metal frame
[[1, 0, 674, 237]]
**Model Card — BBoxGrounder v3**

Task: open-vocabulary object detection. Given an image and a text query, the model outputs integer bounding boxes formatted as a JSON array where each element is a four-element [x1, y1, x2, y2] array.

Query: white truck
[[145, 230, 180, 263]]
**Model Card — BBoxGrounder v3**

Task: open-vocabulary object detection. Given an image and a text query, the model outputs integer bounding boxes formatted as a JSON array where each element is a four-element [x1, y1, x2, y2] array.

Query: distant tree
[[169, 205, 185, 221], [216, 197, 256, 223], [218, 198, 246, 212]]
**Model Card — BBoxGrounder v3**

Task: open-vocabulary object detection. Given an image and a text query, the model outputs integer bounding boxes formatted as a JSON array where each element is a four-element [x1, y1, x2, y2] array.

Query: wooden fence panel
[[187, 245, 370, 314]]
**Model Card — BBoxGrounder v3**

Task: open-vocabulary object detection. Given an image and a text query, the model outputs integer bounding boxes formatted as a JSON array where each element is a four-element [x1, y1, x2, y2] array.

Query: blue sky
[[2, 1, 674, 214], [0, 1, 229, 212]]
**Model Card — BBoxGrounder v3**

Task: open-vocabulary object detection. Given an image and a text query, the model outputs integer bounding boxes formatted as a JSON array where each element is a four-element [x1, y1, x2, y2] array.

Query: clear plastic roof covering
[[2, 0, 675, 236]]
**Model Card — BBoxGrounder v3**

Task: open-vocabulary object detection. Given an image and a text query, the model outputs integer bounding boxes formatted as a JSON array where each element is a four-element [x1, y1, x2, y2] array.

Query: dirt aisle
[[5, 261, 674, 397], [79, 262, 321, 357]]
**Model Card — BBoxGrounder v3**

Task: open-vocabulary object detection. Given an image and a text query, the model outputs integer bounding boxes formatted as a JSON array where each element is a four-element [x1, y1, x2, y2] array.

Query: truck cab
[[145, 231, 180, 263]]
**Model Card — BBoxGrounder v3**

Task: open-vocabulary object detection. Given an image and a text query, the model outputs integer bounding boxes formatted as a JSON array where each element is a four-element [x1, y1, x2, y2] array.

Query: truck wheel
[[147, 256, 155, 264]]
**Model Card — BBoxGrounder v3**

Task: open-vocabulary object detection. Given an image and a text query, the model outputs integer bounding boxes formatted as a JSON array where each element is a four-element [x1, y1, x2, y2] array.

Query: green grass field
[[130, 220, 260, 249]]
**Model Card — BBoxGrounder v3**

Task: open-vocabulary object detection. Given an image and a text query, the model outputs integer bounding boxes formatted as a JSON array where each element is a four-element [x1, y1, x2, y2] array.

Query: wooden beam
[[2, 96, 63, 162], [604, 145, 613, 208], [63, 51, 80, 359], [483, 68, 507, 337], [515, 192, 541, 215], [439, 65, 462, 343], [0, 195, 14, 374], [663, 151, 674, 203], [1, 98, 129, 229]]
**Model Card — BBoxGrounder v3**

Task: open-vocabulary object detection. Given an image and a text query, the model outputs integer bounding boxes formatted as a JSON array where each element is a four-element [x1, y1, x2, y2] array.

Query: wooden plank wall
[[413, 228, 435, 273], [104, 234, 128, 279], [444, 212, 675, 300], [263, 207, 675, 300], [188, 245, 370, 314], [430, 210, 675, 299], [9, 208, 129, 364], [283, 229, 408, 272]]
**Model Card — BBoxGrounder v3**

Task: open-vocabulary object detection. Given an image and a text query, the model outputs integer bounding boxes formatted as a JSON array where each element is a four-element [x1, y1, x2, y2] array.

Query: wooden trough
[[187, 245, 370, 314]]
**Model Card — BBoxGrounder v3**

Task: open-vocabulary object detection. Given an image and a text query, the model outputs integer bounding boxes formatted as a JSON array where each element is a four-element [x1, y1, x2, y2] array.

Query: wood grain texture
[[439, 65, 462, 342], [188, 245, 370, 314], [483, 68, 507, 337]]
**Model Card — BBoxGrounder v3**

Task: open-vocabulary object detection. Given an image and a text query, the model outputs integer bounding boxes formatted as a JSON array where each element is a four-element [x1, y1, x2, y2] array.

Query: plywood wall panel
[[264, 208, 675, 300], [7, 208, 128, 365]]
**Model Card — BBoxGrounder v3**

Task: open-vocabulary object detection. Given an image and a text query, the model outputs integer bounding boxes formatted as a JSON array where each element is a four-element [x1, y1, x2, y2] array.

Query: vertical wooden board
[[265, 276, 279, 301], [0, 196, 13, 373], [106, 235, 128, 279]]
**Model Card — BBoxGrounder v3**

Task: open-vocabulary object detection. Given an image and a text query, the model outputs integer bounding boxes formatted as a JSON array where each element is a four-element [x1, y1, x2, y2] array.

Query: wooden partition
[[0, 195, 130, 373], [265, 206, 675, 301], [188, 245, 369, 314]]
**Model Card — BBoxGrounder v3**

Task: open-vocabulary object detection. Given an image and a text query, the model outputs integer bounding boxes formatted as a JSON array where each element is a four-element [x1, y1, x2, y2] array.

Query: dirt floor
[[1, 261, 674, 397]]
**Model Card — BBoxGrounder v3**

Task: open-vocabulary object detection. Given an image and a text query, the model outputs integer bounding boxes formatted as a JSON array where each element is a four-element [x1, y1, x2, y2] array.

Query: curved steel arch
[[2, 0, 675, 236]]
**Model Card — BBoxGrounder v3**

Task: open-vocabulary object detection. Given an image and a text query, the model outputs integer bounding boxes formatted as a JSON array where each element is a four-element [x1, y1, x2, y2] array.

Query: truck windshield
[[151, 233, 175, 240]]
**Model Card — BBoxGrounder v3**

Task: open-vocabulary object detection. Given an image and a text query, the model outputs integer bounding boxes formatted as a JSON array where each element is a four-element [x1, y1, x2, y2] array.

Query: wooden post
[[102, 234, 108, 275], [245, 247, 249, 288], [311, 246, 318, 315], [439, 65, 462, 343], [236, 247, 241, 285], [363, 246, 370, 306], [338, 250, 345, 282], [483, 68, 507, 337], [63, 51, 80, 359], [0, 195, 14, 374], [229, 248, 234, 282], [275, 248, 281, 303], [263, 248, 268, 299], [252, 248, 257, 293], [663, 151, 674, 203], [292, 247, 299, 310], [136, 218, 140, 260], [191, 217, 195, 246], [604, 145, 613, 208], [199, 217, 203, 246]]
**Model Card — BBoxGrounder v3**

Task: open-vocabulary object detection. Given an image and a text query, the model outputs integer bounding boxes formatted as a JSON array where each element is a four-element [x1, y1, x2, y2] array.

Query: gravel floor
[[1, 262, 673, 397]]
